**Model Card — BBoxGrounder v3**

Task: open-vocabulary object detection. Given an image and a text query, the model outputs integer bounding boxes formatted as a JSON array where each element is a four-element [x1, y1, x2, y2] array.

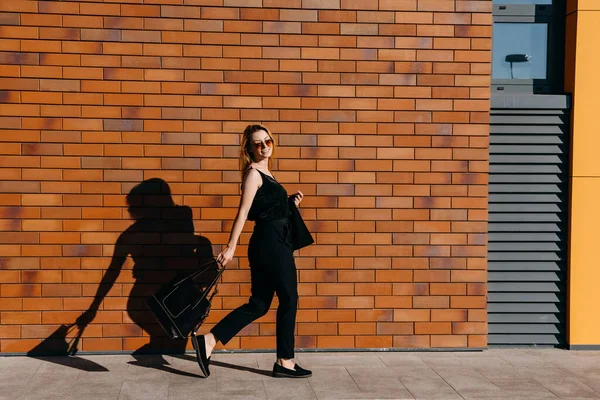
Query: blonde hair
[[239, 124, 276, 179]]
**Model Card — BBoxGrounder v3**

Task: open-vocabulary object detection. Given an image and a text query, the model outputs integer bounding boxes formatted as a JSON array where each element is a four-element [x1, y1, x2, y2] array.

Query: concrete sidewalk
[[0, 349, 599, 399]]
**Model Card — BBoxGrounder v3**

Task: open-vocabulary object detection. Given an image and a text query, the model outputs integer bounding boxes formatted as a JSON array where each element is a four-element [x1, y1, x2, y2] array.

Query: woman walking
[[191, 124, 312, 379]]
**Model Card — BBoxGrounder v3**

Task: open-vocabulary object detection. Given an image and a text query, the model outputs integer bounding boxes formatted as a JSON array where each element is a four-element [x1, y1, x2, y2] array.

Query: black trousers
[[211, 218, 298, 359]]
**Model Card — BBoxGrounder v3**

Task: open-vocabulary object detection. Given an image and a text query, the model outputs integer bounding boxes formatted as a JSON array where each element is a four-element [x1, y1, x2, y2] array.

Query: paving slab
[[0, 349, 598, 400]]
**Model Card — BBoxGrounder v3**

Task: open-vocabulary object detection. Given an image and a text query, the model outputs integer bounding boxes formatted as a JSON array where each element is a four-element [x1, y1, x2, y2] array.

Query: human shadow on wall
[[29, 178, 215, 376]]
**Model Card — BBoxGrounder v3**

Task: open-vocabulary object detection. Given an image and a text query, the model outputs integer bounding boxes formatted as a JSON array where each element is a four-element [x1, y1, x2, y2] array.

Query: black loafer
[[272, 362, 312, 378], [191, 333, 210, 377]]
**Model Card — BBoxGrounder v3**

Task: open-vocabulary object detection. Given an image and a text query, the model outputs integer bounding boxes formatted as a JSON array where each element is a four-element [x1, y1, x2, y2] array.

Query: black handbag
[[146, 258, 224, 340]]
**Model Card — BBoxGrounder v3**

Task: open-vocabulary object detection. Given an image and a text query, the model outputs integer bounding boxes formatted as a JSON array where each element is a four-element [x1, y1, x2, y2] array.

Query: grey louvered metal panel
[[489, 324, 562, 334], [490, 165, 563, 174], [490, 155, 563, 163], [488, 262, 561, 271], [490, 94, 569, 109], [489, 214, 561, 222], [490, 175, 562, 183], [488, 314, 562, 323], [491, 145, 563, 154], [488, 252, 562, 261], [488, 104, 569, 347], [488, 335, 561, 345], [488, 293, 563, 302], [491, 136, 563, 144], [489, 282, 562, 292], [488, 303, 561, 313], [490, 110, 567, 116], [490, 115, 565, 125], [488, 223, 561, 232], [488, 243, 561, 252], [490, 184, 561, 193], [489, 204, 562, 212], [488, 272, 561, 282], [490, 233, 560, 241], [491, 125, 564, 134], [489, 194, 562, 203]]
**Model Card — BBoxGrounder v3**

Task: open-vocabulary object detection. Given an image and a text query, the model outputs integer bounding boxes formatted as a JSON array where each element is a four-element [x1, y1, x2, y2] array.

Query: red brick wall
[[0, 0, 490, 353]]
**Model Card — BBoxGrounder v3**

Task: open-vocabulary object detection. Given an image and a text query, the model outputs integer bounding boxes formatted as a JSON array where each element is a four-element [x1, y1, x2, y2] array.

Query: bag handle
[[190, 259, 225, 310], [171, 257, 221, 286], [191, 259, 226, 334]]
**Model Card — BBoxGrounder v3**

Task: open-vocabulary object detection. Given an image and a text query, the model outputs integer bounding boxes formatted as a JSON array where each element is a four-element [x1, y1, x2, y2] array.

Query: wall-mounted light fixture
[[505, 54, 532, 78]]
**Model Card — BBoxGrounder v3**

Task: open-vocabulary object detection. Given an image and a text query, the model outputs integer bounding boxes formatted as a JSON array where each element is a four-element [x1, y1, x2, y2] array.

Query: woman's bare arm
[[217, 168, 261, 265]]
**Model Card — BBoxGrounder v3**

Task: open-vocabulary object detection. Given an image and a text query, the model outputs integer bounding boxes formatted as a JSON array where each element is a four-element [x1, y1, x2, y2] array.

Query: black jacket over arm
[[287, 197, 314, 251]]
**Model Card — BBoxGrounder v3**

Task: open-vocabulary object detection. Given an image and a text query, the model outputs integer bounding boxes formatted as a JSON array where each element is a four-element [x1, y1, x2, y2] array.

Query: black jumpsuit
[[210, 168, 298, 359]]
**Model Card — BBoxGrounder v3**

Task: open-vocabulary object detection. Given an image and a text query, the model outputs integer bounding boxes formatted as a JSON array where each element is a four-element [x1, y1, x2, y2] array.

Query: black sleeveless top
[[246, 168, 290, 223]]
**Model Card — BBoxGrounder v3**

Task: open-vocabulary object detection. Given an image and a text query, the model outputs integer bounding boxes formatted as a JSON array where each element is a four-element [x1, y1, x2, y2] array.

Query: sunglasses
[[252, 138, 273, 150]]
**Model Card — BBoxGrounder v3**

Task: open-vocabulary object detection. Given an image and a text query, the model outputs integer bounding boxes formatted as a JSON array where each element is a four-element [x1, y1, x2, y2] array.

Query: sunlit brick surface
[[0, 0, 491, 353]]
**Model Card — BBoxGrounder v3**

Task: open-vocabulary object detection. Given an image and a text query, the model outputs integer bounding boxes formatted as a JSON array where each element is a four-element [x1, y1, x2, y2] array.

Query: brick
[[451, 295, 486, 309], [356, 335, 393, 348], [378, 0, 416, 10], [415, 322, 452, 335], [201, 7, 239, 19], [338, 322, 375, 335], [395, 37, 433, 49], [303, 48, 340, 60], [358, 11, 395, 23], [140, 18, 181, 31], [279, 9, 317, 21], [431, 335, 467, 348], [0, 37, 19, 51], [379, 49, 416, 61], [122, 4, 159, 17], [240, 33, 279, 46], [468, 335, 487, 347], [375, 294, 412, 308], [393, 309, 429, 322], [302, 22, 340, 35], [379, 24, 417, 36], [0, 52, 40, 65], [317, 335, 355, 348], [103, 16, 143, 30], [341, 23, 378, 35], [456, 1, 492, 12], [264, 21, 302, 34], [472, 13, 492, 26], [302, 0, 341, 9], [455, 24, 492, 38], [262, 0, 302, 7], [241, 59, 279, 71], [39, 1, 79, 14], [434, 12, 471, 25], [416, 25, 454, 38], [1, 312, 41, 325], [375, 270, 412, 283], [21, 14, 62, 27], [225, 0, 263, 6], [0, 26, 38, 40], [318, 85, 354, 97], [452, 322, 487, 335], [471, 39, 492, 50]]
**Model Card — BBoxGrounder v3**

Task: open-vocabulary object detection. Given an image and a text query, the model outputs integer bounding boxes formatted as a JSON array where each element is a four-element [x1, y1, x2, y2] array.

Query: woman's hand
[[291, 190, 303, 207], [216, 245, 236, 266]]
